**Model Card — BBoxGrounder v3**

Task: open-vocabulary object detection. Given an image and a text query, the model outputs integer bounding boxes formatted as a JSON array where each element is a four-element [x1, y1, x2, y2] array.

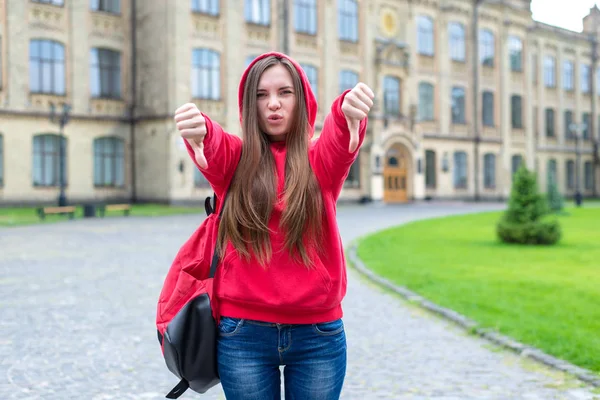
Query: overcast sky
[[531, 0, 599, 32]]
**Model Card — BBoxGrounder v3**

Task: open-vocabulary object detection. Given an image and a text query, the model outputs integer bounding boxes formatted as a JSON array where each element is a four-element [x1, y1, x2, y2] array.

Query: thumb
[[187, 138, 208, 169], [346, 117, 360, 153]]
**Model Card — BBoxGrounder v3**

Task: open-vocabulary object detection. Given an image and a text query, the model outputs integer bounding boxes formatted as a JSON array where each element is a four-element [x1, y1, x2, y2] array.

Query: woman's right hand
[[174, 103, 208, 169]]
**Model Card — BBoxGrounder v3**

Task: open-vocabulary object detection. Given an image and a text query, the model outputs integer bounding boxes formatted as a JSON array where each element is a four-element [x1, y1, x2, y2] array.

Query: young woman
[[174, 52, 374, 400]]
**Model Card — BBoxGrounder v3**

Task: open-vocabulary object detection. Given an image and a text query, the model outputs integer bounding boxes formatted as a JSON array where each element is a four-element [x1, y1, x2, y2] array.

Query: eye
[[257, 92, 267, 98], [281, 90, 293, 95]]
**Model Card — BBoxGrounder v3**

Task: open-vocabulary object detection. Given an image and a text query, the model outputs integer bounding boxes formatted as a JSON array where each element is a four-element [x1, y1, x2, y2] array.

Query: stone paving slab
[[1, 201, 598, 399]]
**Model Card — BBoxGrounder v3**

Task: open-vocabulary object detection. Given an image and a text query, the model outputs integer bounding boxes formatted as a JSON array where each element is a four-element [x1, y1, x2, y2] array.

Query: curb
[[347, 243, 600, 388]]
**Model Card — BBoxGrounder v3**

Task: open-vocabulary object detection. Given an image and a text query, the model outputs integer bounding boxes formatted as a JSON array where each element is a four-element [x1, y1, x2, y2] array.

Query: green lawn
[[357, 206, 600, 373], [0, 204, 204, 227]]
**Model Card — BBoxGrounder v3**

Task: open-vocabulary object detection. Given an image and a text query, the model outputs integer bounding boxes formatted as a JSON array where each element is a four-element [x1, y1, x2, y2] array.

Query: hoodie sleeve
[[310, 90, 368, 198], [184, 113, 243, 197]]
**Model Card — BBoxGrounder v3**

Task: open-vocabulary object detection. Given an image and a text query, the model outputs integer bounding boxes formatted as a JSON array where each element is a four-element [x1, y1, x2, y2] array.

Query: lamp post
[[569, 122, 584, 207], [50, 102, 71, 207]]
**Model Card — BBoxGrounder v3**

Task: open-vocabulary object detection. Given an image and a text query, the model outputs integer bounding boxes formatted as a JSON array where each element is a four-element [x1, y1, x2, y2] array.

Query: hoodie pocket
[[218, 255, 333, 311]]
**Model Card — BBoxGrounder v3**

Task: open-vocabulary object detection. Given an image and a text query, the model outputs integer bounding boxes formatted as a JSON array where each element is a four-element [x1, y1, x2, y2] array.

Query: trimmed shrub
[[497, 166, 561, 245]]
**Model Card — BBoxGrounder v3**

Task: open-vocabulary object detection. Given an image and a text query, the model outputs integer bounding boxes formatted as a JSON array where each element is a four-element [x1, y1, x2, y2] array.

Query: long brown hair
[[217, 56, 323, 267]]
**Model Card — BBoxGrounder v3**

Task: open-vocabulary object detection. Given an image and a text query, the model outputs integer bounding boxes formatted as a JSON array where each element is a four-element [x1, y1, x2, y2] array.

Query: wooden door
[[383, 148, 408, 203]]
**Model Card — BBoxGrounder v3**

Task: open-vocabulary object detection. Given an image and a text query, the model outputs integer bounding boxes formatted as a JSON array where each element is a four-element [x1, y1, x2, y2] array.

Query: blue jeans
[[217, 317, 347, 400]]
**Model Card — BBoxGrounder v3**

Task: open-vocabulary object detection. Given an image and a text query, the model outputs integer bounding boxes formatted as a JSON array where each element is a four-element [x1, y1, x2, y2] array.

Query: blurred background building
[[0, 0, 598, 205]]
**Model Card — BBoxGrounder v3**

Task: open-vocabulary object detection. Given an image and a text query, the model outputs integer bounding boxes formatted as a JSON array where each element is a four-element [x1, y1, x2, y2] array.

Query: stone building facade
[[0, 0, 598, 205]]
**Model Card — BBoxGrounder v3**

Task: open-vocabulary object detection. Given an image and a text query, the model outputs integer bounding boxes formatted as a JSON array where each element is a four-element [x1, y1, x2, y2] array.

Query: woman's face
[[256, 64, 297, 142]]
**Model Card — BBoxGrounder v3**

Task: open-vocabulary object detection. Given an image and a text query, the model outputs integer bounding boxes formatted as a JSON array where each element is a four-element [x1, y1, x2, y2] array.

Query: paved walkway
[[1, 202, 598, 399]]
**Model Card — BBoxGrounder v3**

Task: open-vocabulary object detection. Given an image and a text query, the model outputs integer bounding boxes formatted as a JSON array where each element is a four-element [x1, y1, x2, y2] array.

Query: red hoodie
[[185, 52, 367, 324]]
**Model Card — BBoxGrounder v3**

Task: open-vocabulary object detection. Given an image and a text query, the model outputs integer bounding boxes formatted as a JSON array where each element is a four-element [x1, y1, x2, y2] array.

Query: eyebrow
[[257, 86, 294, 92]]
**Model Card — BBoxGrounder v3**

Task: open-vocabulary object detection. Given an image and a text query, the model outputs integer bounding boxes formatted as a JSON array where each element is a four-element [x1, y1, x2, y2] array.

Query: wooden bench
[[37, 206, 76, 220], [98, 203, 131, 217]]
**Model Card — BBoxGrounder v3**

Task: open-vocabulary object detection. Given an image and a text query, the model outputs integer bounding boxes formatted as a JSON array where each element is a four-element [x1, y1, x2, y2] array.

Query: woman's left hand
[[341, 83, 375, 153]]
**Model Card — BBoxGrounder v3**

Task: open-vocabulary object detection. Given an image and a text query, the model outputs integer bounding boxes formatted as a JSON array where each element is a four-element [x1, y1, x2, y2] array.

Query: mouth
[[267, 115, 284, 124]]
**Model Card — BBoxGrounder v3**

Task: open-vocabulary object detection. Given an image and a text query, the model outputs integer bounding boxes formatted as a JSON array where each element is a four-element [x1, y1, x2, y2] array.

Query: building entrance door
[[383, 144, 409, 203]]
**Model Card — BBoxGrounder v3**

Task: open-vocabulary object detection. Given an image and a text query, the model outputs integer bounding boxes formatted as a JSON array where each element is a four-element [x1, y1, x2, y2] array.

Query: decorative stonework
[[192, 14, 219, 39], [376, 40, 410, 70], [295, 33, 317, 50], [28, 93, 68, 112], [511, 72, 523, 87], [451, 61, 467, 77], [340, 40, 359, 56], [29, 3, 65, 31], [418, 55, 435, 71], [379, 7, 398, 38], [439, 5, 470, 18], [193, 99, 225, 124], [482, 66, 495, 79], [482, 126, 501, 139], [90, 98, 126, 116], [91, 12, 125, 41], [246, 24, 270, 44], [413, 0, 438, 8]]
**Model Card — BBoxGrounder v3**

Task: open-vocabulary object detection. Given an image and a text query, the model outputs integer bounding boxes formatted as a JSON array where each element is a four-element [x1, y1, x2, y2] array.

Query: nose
[[267, 95, 281, 110]]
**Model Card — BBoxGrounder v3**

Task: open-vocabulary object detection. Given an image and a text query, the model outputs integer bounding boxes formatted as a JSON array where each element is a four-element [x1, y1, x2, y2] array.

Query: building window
[[29, 40, 66, 95], [383, 76, 400, 116], [479, 29, 494, 67], [584, 161, 594, 190], [418, 82, 434, 121], [94, 137, 124, 187], [564, 110, 573, 139], [425, 150, 436, 189], [90, 48, 121, 98], [192, 49, 220, 100], [563, 61, 574, 91], [32, 134, 67, 187], [532, 54, 538, 84], [511, 154, 523, 177], [344, 154, 360, 188], [245, 55, 258, 67], [32, 0, 64, 5], [300, 63, 318, 98], [582, 112, 590, 140], [484, 153, 496, 189], [448, 22, 465, 62], [294, 0, 316, 35], [545, 108, 555, 137], [451, 86, 465, 124], [581, 64, 591, 94], [90, 0, 120, 14], [511, 95, 522, 129], [245, 0, 270, 25], [338, 0, 358, 42], [453, 151, 467, 189], [547, 159, 557, 188], [194, 168, 210, 188], [508, 36, 522, 71], [482, 91, 494, 126], [566, 160, 575, 190], [0, 134, 3, 186], [544, 56, 556, 88], [417, 16, 434, 56], [339, 70, 358, 94], [191, 0, 219, 15]]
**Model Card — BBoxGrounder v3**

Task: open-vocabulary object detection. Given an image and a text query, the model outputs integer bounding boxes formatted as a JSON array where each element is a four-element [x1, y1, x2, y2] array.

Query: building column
[[225, 0, 244, 135], [525, 36, 535, 170], [500, 23, 512, 198]]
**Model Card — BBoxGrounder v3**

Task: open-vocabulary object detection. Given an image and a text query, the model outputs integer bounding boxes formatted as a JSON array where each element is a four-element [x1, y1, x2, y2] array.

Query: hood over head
[[238, 52, 318, 138]]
